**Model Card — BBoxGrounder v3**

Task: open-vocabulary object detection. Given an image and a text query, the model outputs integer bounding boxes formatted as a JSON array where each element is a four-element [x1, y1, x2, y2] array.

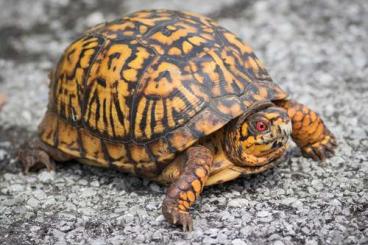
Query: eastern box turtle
[[19, 9, 337, 231]]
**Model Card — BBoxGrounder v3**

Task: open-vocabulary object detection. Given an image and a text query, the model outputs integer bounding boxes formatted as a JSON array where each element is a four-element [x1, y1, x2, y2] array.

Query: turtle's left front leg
[[162, 145, 213, 231], [276, 99, 337, 161]]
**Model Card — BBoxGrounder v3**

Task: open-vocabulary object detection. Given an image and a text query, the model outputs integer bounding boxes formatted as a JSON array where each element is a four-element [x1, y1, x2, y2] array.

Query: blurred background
[[0, 0, 367, 244]]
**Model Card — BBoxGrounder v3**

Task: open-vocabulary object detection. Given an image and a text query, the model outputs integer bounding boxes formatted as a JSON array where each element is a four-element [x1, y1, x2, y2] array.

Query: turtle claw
[[172, 210, 192, 232], [172, 214, 178, 225], [180, 212, 193, 232], [302, 133, 337, 161], [18, 138, 56, 174], [162, 199, 193, 232]]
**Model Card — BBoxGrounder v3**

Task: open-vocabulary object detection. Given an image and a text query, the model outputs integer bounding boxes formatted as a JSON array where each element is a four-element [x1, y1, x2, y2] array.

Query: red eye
[[256, 121, 268, 132]]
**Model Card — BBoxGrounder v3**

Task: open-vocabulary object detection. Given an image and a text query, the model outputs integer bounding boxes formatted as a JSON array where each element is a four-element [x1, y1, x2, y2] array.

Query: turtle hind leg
[[18, 137, 72, 174], [276, 99, 337, 161], [162, 145, 213, 232]]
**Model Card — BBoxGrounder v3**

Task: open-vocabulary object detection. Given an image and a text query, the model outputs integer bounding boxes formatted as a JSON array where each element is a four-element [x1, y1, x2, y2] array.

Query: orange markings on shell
[[168, 126, 197, 152], [149, 138, 175, 162], [39, 111, 58, 147], [136, 162, 159, 178], [187, 108, 228, 138], [214, 97, 243, 117], [168, 47, 182, 55], [105, 141, 128, 161], [57, 119, 80, 154], [130, 144, 151, 163], [80, 130, 108, 167]]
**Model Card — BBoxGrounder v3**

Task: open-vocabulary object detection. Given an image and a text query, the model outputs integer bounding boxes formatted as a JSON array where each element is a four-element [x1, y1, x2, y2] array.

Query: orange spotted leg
[[162, 145, 213, 232], [276, 99, 337, 161]]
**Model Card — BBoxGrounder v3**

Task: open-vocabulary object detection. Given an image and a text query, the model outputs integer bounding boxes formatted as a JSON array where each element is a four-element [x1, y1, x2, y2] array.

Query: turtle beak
[[277, 121, 292, 146], [280, 121, 292, 137]]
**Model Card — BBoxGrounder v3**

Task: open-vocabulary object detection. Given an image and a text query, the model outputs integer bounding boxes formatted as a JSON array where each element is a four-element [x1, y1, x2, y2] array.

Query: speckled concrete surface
[[0, 0, 367, 244]]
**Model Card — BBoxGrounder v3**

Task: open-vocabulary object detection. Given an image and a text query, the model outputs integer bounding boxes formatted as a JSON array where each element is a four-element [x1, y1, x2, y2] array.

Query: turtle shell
[[39, 9, 287, 175]]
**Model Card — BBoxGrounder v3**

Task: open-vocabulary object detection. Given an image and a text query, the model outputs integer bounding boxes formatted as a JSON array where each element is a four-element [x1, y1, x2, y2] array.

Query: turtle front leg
[[276, 99, 337, 161], [162, 146, 213, 232], [18, 137, 71, 173]]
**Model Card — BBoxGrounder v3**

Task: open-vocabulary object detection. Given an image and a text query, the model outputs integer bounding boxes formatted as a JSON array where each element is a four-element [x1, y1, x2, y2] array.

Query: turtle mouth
[[257, 143, 288, 160], [239, 142, 288, 168], [258, 136, 289, 157], [242, 149, 288, 172]]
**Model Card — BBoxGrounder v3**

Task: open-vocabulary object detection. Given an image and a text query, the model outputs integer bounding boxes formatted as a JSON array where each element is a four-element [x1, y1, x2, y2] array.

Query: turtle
[[18, 9, 337, 231]]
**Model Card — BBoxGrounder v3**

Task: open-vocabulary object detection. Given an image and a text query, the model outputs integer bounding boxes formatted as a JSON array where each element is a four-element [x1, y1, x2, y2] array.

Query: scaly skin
[[162, 146, 213, 231], [277, 99, 337, 160]]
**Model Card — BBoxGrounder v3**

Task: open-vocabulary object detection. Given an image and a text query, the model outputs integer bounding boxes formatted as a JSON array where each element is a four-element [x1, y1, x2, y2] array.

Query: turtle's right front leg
[[162, 146, 213, 232], [18, 137, 71, 173], [276, 99, 337, 161]]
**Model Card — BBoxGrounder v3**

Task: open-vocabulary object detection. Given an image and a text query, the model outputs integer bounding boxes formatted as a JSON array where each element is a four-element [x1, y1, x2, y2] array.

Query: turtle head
[[224, 101, 292, 167]]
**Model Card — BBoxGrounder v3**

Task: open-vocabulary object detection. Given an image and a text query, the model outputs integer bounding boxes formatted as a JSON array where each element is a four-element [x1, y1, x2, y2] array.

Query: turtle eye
[[255, 121, 268, 132]]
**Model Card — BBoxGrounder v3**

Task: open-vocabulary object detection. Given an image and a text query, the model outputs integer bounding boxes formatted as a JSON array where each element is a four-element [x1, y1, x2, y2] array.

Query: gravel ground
[[0, 0, 367, 244]]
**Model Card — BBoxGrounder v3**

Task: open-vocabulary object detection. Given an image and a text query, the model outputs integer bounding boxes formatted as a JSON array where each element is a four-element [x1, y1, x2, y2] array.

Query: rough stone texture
[[0, 0, 367, 244]]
